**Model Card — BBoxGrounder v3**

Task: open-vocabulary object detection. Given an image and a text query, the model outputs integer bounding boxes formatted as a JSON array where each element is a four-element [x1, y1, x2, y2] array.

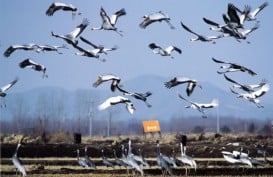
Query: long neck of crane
[[14, 143, 21, 157], [157, 143, 161, 156]]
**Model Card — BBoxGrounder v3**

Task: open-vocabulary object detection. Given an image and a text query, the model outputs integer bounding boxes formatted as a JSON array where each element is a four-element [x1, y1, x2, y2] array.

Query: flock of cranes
[[1, 1, 270, 118], [12, 135, 270, 177], [2, 1, 271, 176]]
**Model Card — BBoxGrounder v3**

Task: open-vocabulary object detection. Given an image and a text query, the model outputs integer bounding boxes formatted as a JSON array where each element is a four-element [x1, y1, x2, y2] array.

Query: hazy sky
[[1, 0, 272, 93]]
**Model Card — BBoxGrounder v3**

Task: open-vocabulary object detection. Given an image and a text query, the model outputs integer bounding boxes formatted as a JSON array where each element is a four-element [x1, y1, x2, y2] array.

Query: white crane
[[181, 22, 223, 44], [93, 74, 121, 92], [0, 77, 18, 107], [35, 44, 68, 54], [51, 18, 89, 47], [84, 147, 96, 170], [19, 59, 48, 78], [224, 74, 267, 93], [164, 76, 202, 96], [222, 147, 253, 168], [4, 44, 38, 57], [232, 2, 268, 21], [74, 44, 106, 62], [148, 43, 181, 59], [178, 93, 219, 118], [46, 2, 81, 17], [12, 139, 27, 176], [177, 141, 197, 175], [140, 11, 175, 29], [98, 96, 135, 114], [116, 85, 152, 108], [212, 57, 257, 76], [230, 83, 270, 108], [223, 3, 250, 29], [78, 36, 118, 58], [91, 7, 126, 36]]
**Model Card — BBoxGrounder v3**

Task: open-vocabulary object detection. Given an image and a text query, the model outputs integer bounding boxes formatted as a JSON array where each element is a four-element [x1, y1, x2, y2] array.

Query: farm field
[[1, 133, 273, 176]]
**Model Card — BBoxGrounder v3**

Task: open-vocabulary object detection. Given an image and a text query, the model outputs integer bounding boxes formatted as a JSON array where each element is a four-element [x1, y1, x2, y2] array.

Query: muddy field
[[1, 133, 273, 176]]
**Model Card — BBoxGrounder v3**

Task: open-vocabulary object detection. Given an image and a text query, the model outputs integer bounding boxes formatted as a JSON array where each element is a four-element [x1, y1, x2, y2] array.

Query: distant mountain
[[2, 74, 272, 122]]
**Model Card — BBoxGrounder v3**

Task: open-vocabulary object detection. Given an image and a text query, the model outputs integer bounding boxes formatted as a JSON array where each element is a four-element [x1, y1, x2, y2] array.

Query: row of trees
[[1, 90, 272, 136]]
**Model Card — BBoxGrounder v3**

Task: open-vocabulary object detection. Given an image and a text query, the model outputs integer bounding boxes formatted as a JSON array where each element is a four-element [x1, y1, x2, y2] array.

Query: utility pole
[[88, 100, 94, 137], [107, 110, 112, 137], [216, 103, 220, 133]]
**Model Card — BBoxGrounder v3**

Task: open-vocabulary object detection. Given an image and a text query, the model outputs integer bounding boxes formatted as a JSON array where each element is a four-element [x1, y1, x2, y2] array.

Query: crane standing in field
[[12, 137, 27, 176]]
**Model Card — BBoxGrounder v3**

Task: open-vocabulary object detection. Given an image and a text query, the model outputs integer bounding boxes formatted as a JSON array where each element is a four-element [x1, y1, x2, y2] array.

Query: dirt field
[[1, 133, 273, 176]]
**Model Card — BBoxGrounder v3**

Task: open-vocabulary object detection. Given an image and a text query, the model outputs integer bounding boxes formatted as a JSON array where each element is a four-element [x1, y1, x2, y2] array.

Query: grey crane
[[164, 76, 202, 96], [126, 140, 144, 176], [19, 59, 48, 78], [91, 7, 126, 36], [51, 18, 89, 47], [12, 138, 27, 176], [84, 147, 96, 170], [156, 140, 174, 176], [0, 77, 18, 107], [113, 149, 129, 169], [140, 11, 175, 29], [77, 149, 89, 168], [101, 149, 114, 168]]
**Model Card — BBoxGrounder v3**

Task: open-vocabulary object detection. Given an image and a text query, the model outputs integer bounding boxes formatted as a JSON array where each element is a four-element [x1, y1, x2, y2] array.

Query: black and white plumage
[[221, 149, 253, 167], [116, 85, 152, 108], [224, 3, 250, 28], [178, 93, 219, 118], [140, 11, 175, 29], [74, 44, 106, 62], [164, 76, 202, 96], [93, 74, 121, 92], [224, 74, 267, 93], [148, 43, 181, 59], [98, 96, 135, 114], [230, 83, 270, 108], [46, 2, 81, 17], [212, 57, 257, 76], [76, 36, 117, 60], [51, 18, 89, 47], [181, 22, 223, 44], [35, 44, 68, 54], [0, 78, 18, 107], [233, 2, 268, 21], [4, 44, 38, 57], [19, 59, 48, 78], [91, 7, 126, 36], [84, 147, 96, 170], [12, 140, 27, 176]]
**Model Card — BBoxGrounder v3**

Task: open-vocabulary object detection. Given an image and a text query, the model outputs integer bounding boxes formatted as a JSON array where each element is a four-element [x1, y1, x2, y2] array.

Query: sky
[[1, 0, 272, 94]]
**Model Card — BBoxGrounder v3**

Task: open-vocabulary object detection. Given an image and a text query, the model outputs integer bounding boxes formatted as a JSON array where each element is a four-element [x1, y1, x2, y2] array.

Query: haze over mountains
[[2, 74, 272, 122]]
